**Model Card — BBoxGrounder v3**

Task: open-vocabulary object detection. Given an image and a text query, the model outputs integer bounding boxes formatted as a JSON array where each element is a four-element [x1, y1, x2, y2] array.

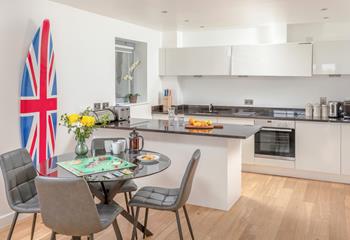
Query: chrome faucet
[[209, 104, 214, 113]]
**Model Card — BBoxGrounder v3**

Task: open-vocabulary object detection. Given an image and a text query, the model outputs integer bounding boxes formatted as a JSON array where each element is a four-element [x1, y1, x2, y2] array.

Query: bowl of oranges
[[186, 118, 214, 129]]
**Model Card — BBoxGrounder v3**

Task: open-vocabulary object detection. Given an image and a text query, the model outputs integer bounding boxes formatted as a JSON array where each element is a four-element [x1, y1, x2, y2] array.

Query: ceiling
[[51, 0, 350, 31]]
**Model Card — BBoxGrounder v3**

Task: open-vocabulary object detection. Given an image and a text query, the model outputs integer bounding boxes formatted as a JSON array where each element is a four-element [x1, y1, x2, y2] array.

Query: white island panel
[[94, 128, 244, 211]]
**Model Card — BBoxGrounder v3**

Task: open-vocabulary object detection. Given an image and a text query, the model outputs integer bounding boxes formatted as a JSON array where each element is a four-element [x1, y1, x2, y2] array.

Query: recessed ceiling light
[[161, 10, 168, 14], [321, 8, 328, 11], [200, 26, 205, 28], [184, 19, 189, 23], [324, 16, 329, 20]]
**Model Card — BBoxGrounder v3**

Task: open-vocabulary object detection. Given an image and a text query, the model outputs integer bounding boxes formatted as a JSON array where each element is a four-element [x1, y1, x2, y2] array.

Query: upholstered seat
[[0, 148, 40, 240], [130, 149, 201, 240], [13, 195, 40, 213], [96, 203, 123, 229], [35, 177, 124, 240], [90, 180, 138, 195], [129, 187, 180, 210]]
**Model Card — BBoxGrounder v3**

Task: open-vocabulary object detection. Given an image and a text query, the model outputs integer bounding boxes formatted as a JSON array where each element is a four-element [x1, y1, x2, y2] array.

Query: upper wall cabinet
[[159, 46, 232, 76], [313, 40, 350, 75], [231, 43, 313, 77]]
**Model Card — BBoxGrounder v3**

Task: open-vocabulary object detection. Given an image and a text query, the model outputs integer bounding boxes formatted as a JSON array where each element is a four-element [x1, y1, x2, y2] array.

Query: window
[[115, 38, 147, 104]]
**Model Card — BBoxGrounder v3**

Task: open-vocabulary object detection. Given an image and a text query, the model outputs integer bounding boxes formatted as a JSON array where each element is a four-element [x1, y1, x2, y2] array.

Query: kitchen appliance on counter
[[111, 105, 130, 121], [328, 101, 342, 118], [254, 119, 295, 161], [313, 103, 321, 118], [90, 109, 116, 123], [305, 103, 313, 117], [342, 101, 350, 119]]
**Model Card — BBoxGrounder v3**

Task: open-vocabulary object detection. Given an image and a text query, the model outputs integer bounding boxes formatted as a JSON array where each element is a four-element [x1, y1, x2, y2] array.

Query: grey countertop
[[102, 118, 261, 139], [152, 105, 350, 123]]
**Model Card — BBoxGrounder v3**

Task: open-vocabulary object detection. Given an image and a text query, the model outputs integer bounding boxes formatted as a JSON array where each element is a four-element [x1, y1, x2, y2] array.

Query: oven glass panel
[[255, 129, 295, 158]]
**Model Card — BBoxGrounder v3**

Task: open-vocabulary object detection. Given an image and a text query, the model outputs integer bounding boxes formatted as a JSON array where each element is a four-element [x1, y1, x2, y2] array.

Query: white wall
[[0, 0, 161, 228], [288, 22, 350, 42], [181, 24, 287, 47], [179, 76, 350, 108]]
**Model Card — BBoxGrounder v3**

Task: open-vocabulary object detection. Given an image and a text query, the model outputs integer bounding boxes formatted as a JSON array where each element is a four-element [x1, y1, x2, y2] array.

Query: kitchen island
[[94, 118, 260, 211]]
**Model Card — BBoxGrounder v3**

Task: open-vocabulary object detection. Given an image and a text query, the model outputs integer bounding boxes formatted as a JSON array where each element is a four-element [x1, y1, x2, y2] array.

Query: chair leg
[[175, 210, 184, 240], [88, 234, 94, 240], [132, 207, 140, 240], [143, 208, 149, 239], [112, 219, 123, 240], [129, 192, 135, 217], [183, 206, 194, 240], [71, 237, 81, 240], [50, 231, 56, 240], [7, 212, 19, 240], [124, 192, 130, 213], [30, 213, 37, 240]]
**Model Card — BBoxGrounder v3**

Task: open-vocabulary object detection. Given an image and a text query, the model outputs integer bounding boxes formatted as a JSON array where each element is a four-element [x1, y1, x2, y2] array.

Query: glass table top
[[40, 150, 171, 182]]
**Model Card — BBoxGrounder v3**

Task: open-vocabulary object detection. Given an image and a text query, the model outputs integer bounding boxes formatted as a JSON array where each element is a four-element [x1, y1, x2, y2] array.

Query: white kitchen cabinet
[[341, 124, 350, 175], [296, 121, 340, 174], [232, 43, 313, 76], [313, 40, 350, 75], [160, 46, 232, 76]]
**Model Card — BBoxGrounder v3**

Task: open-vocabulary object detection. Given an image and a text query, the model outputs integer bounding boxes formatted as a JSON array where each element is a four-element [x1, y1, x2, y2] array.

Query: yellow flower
[[81, 116, 95, 127], [68, 114, 80, 124]]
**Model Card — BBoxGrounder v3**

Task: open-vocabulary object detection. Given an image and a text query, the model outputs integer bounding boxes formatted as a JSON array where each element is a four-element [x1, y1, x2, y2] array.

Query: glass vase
[[75, 140, 88, 156]]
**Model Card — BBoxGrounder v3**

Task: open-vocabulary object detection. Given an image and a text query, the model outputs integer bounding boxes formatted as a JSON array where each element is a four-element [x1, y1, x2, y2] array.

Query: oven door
[[255, 127, 295, 160]]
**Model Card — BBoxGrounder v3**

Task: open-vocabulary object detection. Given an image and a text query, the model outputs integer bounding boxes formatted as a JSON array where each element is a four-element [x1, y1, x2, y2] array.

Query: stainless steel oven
[[254, 119, 295, 161]]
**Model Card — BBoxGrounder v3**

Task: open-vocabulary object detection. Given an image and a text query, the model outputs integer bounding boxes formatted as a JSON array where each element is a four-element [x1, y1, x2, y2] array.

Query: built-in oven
[[254, 119, 295, 161]]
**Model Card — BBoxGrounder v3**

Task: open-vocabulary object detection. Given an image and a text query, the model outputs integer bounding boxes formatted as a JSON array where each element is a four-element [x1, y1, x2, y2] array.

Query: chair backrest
[[35, 177, 103, 236], [91, 137, 126, 154], [0, 148, 37, 211], [175, 149, 201, 208]]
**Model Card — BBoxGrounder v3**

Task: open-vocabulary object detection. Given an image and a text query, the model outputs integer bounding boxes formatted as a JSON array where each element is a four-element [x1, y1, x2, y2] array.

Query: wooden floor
[[2, 172, 350, 240]]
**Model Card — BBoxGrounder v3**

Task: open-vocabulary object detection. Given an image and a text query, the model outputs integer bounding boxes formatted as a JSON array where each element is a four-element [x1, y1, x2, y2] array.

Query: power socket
[[102, 102, 109, 109], [94, 103, 101, 111], [244, 99, 254, 105]]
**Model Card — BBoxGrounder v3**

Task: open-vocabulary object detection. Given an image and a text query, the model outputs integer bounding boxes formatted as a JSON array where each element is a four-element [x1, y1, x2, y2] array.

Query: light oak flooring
[[2, 172, 350, 240]]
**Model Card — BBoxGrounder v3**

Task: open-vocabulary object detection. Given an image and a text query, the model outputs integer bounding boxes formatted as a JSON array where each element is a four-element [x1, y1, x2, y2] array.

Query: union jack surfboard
[[20, 19, 57, 175]]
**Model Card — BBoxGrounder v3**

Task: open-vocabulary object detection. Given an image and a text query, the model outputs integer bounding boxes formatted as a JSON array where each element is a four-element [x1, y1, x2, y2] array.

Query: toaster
[[111, 106, 130, 121], [90, 109, 116, 123], [343, 101, 350, 119]]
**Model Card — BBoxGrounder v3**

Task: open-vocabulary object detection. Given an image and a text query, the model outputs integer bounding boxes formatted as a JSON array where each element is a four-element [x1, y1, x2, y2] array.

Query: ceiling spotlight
[[184, 19, 189, 23], [324, 16, 329, 20], [200, 26, 205, 28], [161, 10, 168, 14], [321, 8, 328, 11]]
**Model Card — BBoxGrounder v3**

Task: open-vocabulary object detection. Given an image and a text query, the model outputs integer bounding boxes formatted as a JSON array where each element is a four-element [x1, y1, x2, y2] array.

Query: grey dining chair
[[130, 149, 201, 240], [90, 138, 138, 209], [0, 148, 39, 240], [35, 176, 124, 240]]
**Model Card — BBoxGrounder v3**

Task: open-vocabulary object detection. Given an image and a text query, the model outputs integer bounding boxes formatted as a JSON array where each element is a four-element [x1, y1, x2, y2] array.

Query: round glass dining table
[[42, 150, 171, 182], [40, 149, 171, 237]]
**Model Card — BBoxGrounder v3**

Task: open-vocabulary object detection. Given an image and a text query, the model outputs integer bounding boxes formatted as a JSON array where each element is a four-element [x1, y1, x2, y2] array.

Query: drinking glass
[[168, 107, 176, 122]]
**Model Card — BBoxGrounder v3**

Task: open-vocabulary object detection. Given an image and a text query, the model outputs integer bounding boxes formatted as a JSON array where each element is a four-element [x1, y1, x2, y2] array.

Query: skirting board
[[243, 163, 350, 184], [0, 211, 30, 231]]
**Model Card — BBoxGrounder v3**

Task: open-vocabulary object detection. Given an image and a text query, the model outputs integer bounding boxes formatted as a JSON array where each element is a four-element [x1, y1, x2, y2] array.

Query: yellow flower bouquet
[[60, 108, 107, 155]]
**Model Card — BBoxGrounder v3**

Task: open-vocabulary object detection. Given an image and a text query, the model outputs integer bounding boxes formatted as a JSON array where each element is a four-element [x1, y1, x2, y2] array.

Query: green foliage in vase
[[60, 107, 109, 143]]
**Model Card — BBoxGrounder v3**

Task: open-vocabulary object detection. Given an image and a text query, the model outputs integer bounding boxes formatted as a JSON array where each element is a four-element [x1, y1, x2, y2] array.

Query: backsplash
[[173, 75, 350, 108]]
